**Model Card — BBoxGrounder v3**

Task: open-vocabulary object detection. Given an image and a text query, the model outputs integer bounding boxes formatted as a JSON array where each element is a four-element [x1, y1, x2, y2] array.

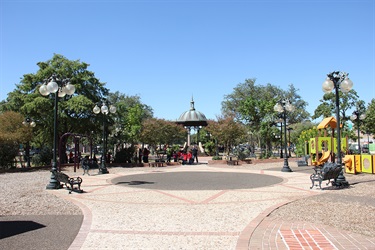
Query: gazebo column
[[185, 126, 191, 146]]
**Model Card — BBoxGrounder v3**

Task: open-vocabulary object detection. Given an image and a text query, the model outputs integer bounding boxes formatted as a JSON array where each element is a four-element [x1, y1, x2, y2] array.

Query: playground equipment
[[309, 117, 348, 166]]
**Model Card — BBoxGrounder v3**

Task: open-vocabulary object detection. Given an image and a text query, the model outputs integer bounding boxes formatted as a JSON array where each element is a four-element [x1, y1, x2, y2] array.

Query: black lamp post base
[[333, 170, 349, 188], [99, 166, 109, 174], [281, 159, 293, 172], [46, 181, 60, 189]]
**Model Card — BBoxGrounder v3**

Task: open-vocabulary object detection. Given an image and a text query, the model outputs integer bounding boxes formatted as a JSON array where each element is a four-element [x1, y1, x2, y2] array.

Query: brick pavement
[[49, 160, 375, 250]]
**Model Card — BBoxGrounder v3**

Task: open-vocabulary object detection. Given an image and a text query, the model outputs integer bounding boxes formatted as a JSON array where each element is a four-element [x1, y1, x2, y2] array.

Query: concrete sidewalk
[[46, 161, 375, 250]]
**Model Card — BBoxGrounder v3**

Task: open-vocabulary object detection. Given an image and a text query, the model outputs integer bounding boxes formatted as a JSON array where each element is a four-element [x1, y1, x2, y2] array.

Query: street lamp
[[287, 127, 293, 157], [350, 110, 366, 154], [322, 71, 353, 186], [273, 118, 283, 158], [22, 118, 36, 168], [274, 99, 294, 172], [39, 74, 75, 189], [93, 101, 116, 174]]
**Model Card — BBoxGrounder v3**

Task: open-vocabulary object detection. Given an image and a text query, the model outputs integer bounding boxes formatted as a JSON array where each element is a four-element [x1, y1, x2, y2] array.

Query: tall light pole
[[322, 71, 353, 186], [350, 110, 366, 154], [39, 74, 75, 189], [93, 101, 116, 174], [22, 118, 36, 168], [287, 127, 293, 157], [274, 99, 294, 172]]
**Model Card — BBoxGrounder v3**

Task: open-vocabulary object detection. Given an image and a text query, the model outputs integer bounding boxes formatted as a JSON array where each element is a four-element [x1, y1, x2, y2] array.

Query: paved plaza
[[1, 158, 375, 249]]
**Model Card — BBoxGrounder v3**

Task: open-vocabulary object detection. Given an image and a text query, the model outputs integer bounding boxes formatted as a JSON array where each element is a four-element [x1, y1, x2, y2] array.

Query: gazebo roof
[[176, 98, 208, 127]]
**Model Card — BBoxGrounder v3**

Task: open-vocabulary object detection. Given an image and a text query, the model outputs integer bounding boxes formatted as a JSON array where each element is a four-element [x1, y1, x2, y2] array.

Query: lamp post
[[322, 71, 353, 186], [22, 118, 36, 168], [273, 133, 280, 156], [93, 101, 116, 174], [39, 74, 75, 189], [274, 118, 283, 158], [350, 110, 366, 154], [274, 99, 294, 172], [287, 127, 293, 157]]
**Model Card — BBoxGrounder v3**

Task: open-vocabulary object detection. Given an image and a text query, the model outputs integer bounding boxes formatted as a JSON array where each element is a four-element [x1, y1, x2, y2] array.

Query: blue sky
[[1, 0, 374, 121]]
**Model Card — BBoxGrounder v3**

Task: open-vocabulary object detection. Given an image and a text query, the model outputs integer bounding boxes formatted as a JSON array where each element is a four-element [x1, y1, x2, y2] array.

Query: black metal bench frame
[[54, 171, 83, 194], [310, 163, 343, 189], [227, 160, 239, 166]]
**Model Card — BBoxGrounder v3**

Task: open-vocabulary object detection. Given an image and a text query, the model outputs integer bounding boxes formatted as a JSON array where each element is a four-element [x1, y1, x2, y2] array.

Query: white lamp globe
[[58, 87, 66, 97], [65, 83, 76, 95], [273, 103, 283, 113], [286, 102, 295, 112], [101, 104, 109, 114], [322, 78, 334, 93], [93, 105, 100, 114], [359, 113, 366, 120], [39, 84, 49, 96], [30, 121, 36, 127], [109, 105, 116, 114], [340, 78, 353, 93], [47, 80, 59, 93], [350, 114, 357, 121]]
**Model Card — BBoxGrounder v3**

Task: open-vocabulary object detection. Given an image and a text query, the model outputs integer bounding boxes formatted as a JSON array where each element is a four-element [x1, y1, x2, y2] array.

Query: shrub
[[31, 146, 52, 167], [0, 141, 19, 169]]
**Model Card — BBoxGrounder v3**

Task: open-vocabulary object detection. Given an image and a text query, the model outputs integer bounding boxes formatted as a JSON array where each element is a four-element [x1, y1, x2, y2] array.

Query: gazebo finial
[[190, 95, 195, 111]]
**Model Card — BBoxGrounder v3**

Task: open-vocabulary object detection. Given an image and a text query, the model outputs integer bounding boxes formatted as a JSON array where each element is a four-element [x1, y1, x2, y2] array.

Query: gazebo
[[176, 97, 208, 146]]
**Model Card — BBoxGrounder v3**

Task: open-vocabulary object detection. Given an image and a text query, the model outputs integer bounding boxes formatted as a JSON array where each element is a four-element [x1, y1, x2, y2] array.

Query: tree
[[312, 89, 360, 126], [139, 118, 186, 151], [363, 99, 375, 136], [106, 91, 153, 152], [205, 116, 247, 155], [0, 111, 32, 169], [221, 79, 309, 156], [1, 54, 109, 162]]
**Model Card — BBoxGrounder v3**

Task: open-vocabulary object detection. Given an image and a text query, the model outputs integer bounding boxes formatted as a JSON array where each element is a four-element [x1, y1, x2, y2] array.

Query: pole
[[99, 115, 109, 174], [281, 107, 292, 172], [46, 93, 59, 189], [357, 118, 361, 154], [333, 79, 347, 185]]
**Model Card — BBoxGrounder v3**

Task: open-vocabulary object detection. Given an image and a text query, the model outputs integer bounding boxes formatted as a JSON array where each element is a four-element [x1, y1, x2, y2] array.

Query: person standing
[[142, 147, 150, 163], [192, 145, 198, 163]]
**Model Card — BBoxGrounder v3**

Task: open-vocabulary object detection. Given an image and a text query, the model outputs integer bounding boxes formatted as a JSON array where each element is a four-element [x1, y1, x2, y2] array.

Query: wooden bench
[[227, 160, 239, 166], [310, 162, 343, 189], [148, 162, 165, 167], [54, 171, 83, 194]]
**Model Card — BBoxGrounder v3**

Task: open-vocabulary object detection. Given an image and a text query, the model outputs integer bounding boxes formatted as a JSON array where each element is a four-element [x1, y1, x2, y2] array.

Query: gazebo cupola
[[176, 97, 208, 146]]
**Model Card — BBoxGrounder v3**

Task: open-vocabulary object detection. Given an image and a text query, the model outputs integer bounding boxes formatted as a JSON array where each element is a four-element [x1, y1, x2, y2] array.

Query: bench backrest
[[54, 171, 70, 183], [321, 162, 341, 180]]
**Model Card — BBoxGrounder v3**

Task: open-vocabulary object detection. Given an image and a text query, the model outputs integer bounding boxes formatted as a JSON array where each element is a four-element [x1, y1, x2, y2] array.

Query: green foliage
[[233, 147, 250, 160], [296, 127, 318, 157], [206, 116, 246, 154], [204, 141, 216, 156], [1, 54, 109, 151], [114, 147, 135, 163], [139, 118, 186, 149], [212, 156, 222, 160], [0, 111, 34, 169], [312, 89, 359, 124], [363, 99, 375, 136], [0, 141, 19, 169], [31, 146, 52, 167]]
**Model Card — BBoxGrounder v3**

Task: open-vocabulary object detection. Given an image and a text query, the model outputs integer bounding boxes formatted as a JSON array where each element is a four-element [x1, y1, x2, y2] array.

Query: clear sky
[[1, 0, 374, 121]]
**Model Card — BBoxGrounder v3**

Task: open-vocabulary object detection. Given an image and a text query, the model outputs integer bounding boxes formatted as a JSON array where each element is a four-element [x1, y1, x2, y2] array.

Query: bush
[[114, 146, 135, 163], [31, 146, 53, 167], [212, 156, 222, 160], [0, 141, 19, 169]]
